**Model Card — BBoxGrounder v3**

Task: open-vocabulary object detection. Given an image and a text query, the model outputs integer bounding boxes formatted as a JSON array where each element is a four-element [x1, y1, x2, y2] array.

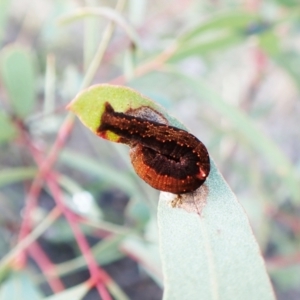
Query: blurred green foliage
[[0, 0, 299, 299]]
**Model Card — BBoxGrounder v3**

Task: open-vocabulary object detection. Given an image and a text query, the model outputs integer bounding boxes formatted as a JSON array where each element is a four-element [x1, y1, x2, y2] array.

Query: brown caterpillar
[[97, 102, 210, 194]]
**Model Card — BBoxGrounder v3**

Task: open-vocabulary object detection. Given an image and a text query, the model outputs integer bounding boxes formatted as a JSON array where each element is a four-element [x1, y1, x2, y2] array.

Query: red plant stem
[[17, 0, 193, 245], [18, 127, 113, 299], [14, 131, 67, 290], [43, 115, 74, 173], [18, 116, 74, 248], [18, 14, 176, 247], [15, 16, 177, 294], [28, 242, 65, 293], [18, 42, 170, 243], [47, 175, 112, 300]]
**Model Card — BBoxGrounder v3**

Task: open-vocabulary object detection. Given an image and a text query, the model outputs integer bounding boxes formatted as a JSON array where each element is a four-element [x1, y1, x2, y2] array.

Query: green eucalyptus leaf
[[172, 33, 243, 61], [180, 10, 259, 43], [171, 10, 261, 62], [68, 84, 184, 140], [158, 163, 275, 300], [0, 46, 36, 118], [69, 84, 275, 299]]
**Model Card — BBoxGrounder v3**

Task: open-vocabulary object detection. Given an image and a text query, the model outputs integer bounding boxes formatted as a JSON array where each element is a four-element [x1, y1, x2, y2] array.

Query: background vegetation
[[0, 0, 299, 299]]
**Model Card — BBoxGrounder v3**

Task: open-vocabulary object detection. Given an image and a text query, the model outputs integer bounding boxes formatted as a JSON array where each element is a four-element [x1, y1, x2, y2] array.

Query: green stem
[[80, 0, 127, 90]]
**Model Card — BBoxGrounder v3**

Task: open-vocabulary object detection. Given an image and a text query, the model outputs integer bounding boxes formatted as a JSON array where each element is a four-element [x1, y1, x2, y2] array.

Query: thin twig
[[80, 0, 127, 90]]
